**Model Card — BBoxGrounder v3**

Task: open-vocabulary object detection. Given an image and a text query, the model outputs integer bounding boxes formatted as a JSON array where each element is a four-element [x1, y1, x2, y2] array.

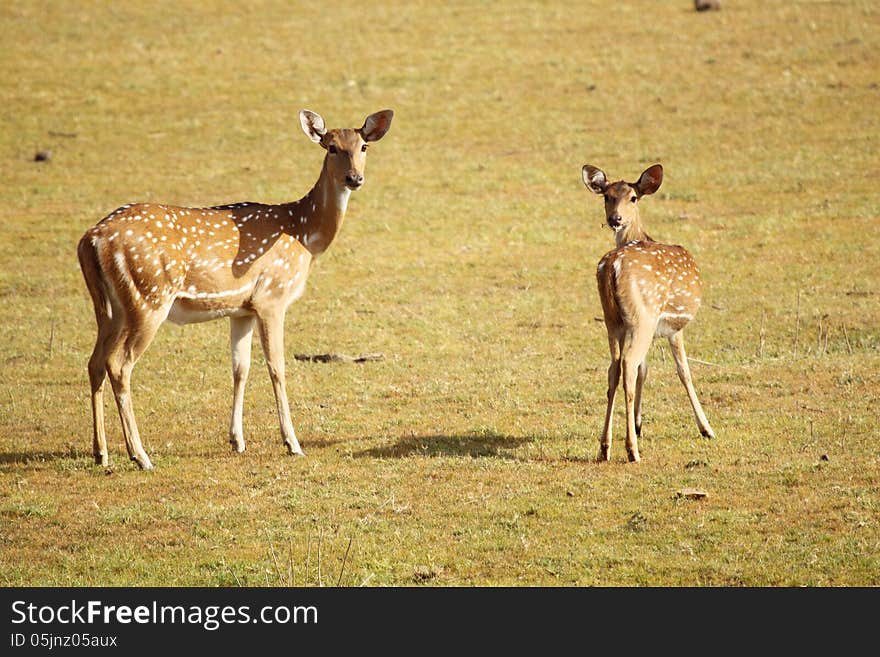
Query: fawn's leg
[[599, 334, 621, 461], [634, 358, 648, 437], [621, 326, 654, 462], [668, 331, 715, 439]]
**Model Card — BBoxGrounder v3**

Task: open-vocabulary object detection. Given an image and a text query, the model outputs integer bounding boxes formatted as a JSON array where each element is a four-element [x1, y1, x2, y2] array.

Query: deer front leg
[[256, 310, 305, 456], [229, 315, 256, 453], [599, 335, 621, 462]]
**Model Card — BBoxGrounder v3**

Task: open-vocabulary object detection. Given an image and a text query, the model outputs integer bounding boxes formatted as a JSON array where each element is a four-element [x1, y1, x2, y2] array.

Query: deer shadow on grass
[[355, 431, 533, 460], [0, 450, 77, 472]]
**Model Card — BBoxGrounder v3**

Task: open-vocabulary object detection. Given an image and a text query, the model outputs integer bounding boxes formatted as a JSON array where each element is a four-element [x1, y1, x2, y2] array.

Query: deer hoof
[[133, 456, 154, 471]]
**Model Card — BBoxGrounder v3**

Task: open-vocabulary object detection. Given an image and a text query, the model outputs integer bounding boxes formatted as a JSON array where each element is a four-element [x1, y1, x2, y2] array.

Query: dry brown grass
[[0, 1, 878, 586]]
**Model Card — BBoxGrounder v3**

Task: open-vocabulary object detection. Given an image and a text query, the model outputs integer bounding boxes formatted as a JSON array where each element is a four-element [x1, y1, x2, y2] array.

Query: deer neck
[[284, 163, 351, 256], [615, 214, 652, 248]]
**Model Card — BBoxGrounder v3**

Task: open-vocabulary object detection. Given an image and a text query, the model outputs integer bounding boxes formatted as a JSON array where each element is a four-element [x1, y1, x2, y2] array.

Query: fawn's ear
[[634, 164, 663, 196], [582, 165, 608, 194], [361, 110, 394, 142], [300, 110, 326, 144]]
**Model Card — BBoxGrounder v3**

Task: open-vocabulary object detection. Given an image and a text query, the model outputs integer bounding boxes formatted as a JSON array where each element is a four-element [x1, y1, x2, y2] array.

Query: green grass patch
[[1, 0, 878, 586]]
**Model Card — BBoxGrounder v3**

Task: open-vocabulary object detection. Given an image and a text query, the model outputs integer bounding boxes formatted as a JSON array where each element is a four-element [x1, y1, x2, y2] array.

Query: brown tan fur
[[583, 163, 715, 462], [78, 109, 393, 469]]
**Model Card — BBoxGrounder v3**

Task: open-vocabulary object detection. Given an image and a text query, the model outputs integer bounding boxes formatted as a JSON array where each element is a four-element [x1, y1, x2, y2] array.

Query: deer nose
[[345, 173, 364, 189], [609, 213, 622, 227]]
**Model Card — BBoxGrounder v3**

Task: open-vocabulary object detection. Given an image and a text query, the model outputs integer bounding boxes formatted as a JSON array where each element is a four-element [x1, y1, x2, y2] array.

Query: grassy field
[[1, 1, 878, 586]]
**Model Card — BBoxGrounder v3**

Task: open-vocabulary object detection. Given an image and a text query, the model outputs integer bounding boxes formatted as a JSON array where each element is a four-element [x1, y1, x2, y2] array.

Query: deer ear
[[582, 165, 607, 194], [300, 110, 326, 144], [361, 110, 394, 142], [634, 164, 663, 196]]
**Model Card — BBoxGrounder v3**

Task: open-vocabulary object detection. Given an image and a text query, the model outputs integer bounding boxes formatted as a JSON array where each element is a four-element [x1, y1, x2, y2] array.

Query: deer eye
[[361, 144, 367, 152], [328, 145, 338, 154], [630, 196, 637, 203]]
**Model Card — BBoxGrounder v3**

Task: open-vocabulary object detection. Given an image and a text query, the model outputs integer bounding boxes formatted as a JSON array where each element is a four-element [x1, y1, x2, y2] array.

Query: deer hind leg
[[88, 313, 123, 466], [634, 358, 648, 437], [80, 239, 119, 466], [256, 310, 304, 456], [105, 310, 165, 470], [668, 331, 715, 439], [599, 333, 622, 462], [229, 315, 256, 453], [621, 325, 655, 462]]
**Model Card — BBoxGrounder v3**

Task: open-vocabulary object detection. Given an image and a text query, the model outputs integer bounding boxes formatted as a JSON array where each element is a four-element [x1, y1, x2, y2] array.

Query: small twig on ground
[[48, 320, 55, 357], [317, 527, 325, 587], [794, 289, 801, 359], [653, 341, 666, 364], [287, 538, 293, 587], [359, 573, 375, 587], [758, 310, 765, 359], [294, 353, 384, 363], [687, 357, 719, 367], [842, 323, 853, 355], [338, 537, 353, 586], [222, 558, 243, 587], [268, 535, 282, 584], [305, 527, 312, 586]]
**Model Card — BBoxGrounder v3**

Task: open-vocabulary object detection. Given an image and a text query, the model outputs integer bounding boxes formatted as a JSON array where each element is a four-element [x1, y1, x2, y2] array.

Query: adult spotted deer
[[582, 163, 715, 462], [78, 109, 393, 469]]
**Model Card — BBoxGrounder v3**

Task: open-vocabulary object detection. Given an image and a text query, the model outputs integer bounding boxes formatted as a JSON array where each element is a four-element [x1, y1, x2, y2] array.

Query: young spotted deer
[[78, 109, 393, 469], [582, 164, 715, 462]]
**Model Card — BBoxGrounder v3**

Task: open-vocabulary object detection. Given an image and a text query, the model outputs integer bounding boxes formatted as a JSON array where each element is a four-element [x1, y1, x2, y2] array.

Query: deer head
[[300, 109, 394, 191], [582, 164, 663, 237]]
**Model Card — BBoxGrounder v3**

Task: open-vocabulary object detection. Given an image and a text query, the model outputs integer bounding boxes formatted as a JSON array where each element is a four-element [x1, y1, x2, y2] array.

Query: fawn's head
[[300, 109, 394, 191], [581, 164, 663, 233]]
